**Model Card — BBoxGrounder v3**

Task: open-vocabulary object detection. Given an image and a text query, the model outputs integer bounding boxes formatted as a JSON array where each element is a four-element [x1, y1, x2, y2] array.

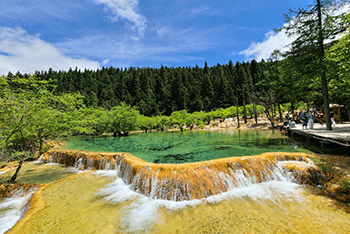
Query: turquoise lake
[[63, 129, 310, 163]]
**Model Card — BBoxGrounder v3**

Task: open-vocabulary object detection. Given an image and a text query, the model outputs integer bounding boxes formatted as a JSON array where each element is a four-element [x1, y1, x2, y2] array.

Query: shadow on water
[[287, 133, 350, 157]]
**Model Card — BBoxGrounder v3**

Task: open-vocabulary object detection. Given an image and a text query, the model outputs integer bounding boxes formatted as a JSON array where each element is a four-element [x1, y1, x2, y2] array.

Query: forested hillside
[[8, 61, 266, 116], [5, 60, 304, 116]]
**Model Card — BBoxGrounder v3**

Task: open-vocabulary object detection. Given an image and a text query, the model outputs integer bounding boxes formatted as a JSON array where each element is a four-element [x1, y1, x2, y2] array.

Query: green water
[[63, 129, 310, 163]]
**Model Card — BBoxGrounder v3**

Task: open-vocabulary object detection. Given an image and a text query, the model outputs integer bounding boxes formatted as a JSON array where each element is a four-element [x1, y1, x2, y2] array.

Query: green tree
[[0, 75, 85, 182], [281, 0, 350, 130], [139, 115, 157, 133], [327, 15, 350, 120], [80, 107, 109, 135], [170, 110, 191, 132], [108, 103, 140, 137]]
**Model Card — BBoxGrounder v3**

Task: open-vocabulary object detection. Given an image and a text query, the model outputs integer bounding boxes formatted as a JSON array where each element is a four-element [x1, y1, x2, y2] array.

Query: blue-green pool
[[63, 129, 310, 163]]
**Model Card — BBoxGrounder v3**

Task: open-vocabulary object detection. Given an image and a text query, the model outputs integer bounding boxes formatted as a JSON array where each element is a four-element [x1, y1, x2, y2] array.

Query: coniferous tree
[[235, 62, 248, 124], [281, 0, 350, 130]]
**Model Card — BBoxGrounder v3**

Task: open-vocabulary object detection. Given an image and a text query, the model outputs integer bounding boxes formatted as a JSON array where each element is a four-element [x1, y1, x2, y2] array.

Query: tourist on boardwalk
[[285, 113, 291, 122], [308, 111, 315, 129], [299, 110, 309, 129], [330, 111, 336, 127]]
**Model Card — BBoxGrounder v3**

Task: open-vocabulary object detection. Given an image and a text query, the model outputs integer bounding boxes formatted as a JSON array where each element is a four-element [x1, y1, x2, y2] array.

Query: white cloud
[[102, 58, 110, 65], [239, 4, 350, 61], [55, 26, 218, 62], [0, 27, 101, 75], [239, 28, 295, 61], [92, 0, 147, 35]]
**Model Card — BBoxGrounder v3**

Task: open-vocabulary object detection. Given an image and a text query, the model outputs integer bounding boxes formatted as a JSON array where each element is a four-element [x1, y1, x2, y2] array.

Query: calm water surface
[[64, 129, 309, 163]]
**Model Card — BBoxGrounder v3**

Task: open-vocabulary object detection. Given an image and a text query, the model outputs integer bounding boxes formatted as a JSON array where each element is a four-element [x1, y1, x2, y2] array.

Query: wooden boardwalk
[[286, 123, 350, 147]]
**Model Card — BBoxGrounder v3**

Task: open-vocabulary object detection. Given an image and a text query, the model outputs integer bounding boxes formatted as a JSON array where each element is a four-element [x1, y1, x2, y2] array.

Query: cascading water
[[0, 186, 38, 234], [17, 150, 330, 233], [92, 158, 316, 232], [6, 150, 350, 233], [42, 151, 320, 201]]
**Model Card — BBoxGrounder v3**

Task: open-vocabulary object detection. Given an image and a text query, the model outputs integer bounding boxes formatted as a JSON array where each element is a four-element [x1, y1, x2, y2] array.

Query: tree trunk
[[317, 0, 332, 130], [0, 113, 26, 160], [278, 104, 282, 122], [10, 159, 23, 183], [1, 129, 19, 160], [291, 101, 295, 121], [264, 109, 275, 128], [277, 95, 282, 121], [39, 138, 44, 154], [253, 102, 258, 125], [270, 94, 275, 128], [236, 87, 240, 128], [243, 90, 247, 124]]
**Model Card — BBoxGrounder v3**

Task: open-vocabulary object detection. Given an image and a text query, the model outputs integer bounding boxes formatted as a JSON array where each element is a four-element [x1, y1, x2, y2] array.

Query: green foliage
[[80, 107, 109, 135], [326, 15, 350, 110], [108, 103, 140, 136], [154, 115, 171, 131], [280, 0, 350, 130], [170, 110, 190, 132], [138, 115, 157, 132], [338, 180, 350, 191], [312, 157, 331, 172], [1, 75, 85, 162]]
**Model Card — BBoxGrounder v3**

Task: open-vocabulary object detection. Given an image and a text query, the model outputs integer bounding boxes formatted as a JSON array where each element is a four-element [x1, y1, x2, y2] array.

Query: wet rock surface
[[311, 154, 350, 212], [0, 183, 40, 199]]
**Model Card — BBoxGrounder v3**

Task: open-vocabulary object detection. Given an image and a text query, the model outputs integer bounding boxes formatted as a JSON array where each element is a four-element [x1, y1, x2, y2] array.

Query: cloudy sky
[[0, 0, 325, 75]]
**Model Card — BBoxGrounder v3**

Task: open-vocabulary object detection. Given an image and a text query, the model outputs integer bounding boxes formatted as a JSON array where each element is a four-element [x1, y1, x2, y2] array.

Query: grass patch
[[312, 157, 331, 172], [339, 180, 350, 191]]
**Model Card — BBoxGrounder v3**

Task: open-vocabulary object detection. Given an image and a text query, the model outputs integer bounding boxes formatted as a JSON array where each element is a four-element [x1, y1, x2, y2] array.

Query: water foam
[[95, 161, 306, 233], [67, 167, 86, 174], [0, 192, 34, 234], [32, 154, 44, 164], [0, 170, 10, 176]]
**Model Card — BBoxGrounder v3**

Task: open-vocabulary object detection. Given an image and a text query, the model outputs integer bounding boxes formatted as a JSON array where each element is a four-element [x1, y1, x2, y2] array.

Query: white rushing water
[[0, 170, 11, 176], [0, 192, 34, 234], [95, 160, 308, 233]]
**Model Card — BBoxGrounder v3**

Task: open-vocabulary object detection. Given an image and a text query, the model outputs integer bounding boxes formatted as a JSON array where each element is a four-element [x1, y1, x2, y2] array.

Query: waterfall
[[42, 151, 321, 201], [0, 185, 39, 234]]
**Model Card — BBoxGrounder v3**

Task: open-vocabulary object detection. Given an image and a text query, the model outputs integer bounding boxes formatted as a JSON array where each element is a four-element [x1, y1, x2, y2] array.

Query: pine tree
[[235, 62, 248, 124], [281, 0, 350, 130]]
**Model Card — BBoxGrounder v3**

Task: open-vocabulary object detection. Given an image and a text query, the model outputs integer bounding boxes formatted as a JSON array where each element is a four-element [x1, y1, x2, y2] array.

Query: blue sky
[[0, 0, 336, 75]]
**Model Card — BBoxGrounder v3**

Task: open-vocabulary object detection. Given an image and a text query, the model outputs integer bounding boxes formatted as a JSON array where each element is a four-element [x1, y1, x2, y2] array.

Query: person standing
[[300, 110, 309, 129], [285, 113, 291, 122], [308, 111, 315, 129], [330, 111, 336, 127]]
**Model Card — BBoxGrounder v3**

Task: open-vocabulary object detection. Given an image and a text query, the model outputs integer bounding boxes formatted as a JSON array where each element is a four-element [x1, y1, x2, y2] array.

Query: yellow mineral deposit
[[3, 150, 350, 233], [8, 172, 122, 234], [150, 190, 350, 234], [42, 150, 318, 200]]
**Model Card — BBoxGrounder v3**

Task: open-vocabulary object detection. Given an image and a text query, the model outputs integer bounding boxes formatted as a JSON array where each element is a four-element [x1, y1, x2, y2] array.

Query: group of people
[[284, 110, 315, 130], [299, 110, 315, 129]]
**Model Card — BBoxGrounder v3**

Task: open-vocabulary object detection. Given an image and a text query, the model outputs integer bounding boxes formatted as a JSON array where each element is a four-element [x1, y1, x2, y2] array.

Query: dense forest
[[8, 60, 270, 116], [7, 53, 349, 119]]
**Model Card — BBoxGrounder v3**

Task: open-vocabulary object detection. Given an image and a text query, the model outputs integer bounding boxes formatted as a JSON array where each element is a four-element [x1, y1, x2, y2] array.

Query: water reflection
[[64, 129, 310, 163]]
